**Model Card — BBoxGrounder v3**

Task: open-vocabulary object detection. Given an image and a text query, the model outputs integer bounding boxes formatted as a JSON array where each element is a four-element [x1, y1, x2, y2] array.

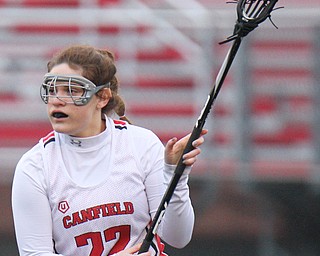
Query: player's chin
[[50, 121, 73, 135]]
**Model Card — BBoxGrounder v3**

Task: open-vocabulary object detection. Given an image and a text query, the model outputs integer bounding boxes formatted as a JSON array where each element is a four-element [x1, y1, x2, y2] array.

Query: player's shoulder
[[21, 130, 54, 159], [112, 119, 151, 134], [16, 138, 45, 173], [17, 131, 56, 168], [111, 118, 161, 143], [16, 130, 57, 178], [14, 136, 49, 192]]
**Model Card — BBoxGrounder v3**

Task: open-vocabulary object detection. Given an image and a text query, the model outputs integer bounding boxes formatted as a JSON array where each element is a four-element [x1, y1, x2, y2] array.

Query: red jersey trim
[[113, 119, 127, 130], [42, 131, 55, 147], [155, 234, 168, 256]]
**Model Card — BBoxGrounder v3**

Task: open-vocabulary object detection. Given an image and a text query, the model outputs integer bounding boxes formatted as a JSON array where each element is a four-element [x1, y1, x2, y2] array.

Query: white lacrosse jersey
[[12, 117, 195, 256]]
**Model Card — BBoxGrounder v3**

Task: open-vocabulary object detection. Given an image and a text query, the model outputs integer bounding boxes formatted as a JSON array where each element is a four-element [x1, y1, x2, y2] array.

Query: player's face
[[46, 63, 108, 137]]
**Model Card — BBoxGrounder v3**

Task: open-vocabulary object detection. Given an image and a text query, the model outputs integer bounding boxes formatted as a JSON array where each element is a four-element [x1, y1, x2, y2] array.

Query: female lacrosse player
[[12, 45, 207, 256]]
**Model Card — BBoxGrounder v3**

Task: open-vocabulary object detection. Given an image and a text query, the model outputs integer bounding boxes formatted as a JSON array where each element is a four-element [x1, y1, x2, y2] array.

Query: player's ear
[[97, 88, 112, 109]]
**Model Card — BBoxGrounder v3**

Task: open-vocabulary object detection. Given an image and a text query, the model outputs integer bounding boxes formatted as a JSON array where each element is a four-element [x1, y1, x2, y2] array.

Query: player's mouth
[[52, 111, 69, 119]]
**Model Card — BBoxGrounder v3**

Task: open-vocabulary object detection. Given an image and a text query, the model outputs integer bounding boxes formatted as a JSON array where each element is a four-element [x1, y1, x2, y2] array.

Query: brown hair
[[47, 45, 131, 123]]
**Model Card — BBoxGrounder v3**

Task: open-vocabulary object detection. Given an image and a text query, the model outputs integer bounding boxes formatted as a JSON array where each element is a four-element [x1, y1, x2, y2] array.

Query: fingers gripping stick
[[138, 0, 281, 253]]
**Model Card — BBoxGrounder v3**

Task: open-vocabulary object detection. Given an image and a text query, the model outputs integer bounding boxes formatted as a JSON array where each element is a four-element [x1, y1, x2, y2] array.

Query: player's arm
[[142, 132, 197, 248], [159, 130, 207, 247], [12, 147, 59, 256]]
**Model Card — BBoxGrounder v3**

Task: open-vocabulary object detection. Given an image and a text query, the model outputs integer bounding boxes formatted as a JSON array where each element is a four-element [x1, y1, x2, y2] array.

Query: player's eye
[[69, 84, 85, 97], [45, 84, 55, 95]]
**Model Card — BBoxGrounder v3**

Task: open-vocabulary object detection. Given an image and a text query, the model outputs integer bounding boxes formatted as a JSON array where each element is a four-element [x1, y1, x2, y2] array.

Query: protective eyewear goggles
[[40, 73, 110, 106]]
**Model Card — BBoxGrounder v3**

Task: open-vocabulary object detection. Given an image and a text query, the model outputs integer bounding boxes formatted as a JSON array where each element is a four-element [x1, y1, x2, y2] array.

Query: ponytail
[[114, 95, 132, 124]]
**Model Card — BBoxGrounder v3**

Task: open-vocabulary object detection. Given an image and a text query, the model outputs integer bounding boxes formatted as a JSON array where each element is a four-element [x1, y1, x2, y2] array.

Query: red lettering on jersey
[[124, 202, 134, 214], [114, 202, 134, 214], [106, 203, 117, 216], [114, 203, 125, 214], [91, 206, 101, 219], [62, 201, 134, 229], [100, 204, 109, 217], [80, 208, 94, 222], [63, 215, 72, 229], [72, 212, 85, 226]]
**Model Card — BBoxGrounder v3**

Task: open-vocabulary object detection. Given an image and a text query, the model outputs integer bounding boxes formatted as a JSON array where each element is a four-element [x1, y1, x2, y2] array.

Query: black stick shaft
[[138, 37, 242, 254]]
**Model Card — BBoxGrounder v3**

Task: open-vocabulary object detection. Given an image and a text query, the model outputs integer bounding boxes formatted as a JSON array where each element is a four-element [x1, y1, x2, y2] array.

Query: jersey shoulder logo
[[42, 131, 55, 147], [113, 120, 127, 130], [58, 201, 70, 214]]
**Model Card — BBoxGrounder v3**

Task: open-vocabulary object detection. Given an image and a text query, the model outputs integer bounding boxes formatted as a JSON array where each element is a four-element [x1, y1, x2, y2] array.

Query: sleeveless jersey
[[40, 118, 166, 256]]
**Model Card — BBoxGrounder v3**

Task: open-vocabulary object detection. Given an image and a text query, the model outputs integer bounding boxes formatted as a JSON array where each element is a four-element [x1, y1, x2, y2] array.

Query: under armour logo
[[58, 201, 70, 214], [70, 139, 82, 147]]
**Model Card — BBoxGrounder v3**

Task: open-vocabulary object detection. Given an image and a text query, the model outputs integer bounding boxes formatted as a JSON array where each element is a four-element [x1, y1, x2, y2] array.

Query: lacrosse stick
[[138, 0, 280, 253]]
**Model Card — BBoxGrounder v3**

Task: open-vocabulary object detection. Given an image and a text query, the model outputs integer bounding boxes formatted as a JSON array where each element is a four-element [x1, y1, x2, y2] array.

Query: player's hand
[[165, 129, 208, 166], [111, 243, 151, 255]]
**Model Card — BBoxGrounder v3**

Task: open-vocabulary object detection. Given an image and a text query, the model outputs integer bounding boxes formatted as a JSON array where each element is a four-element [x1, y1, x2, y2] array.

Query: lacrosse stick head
[[220, 0, 280, 44]]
